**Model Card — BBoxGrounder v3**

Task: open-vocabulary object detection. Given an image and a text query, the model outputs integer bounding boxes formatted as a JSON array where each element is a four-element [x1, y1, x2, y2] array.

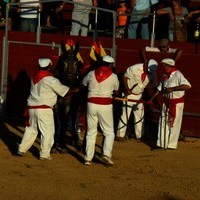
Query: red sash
[[164, 96, 185, 127], [23, 105, 52, 126], [88, 97, 113, 105]]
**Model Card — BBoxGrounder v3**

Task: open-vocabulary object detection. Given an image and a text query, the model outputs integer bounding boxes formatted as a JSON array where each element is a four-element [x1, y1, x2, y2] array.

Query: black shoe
[[151, 146, 164, 151], [167, 147, 176, 150], [115, 136, 125, 142]]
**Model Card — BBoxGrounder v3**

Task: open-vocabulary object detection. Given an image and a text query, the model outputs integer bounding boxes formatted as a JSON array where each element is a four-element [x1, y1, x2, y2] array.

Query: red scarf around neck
[[32, 70, 53, 85]]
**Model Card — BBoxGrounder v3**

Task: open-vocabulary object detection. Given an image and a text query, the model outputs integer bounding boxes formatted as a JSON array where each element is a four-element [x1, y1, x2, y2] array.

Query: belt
[[27, 105, 52, 109], [88, 97, 113, 105]]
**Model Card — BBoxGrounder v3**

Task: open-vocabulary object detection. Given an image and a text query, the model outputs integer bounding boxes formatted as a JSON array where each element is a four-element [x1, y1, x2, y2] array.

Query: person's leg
[[141, 22, 149, 39], [167, 103, 184, 149], [128, 14, 138, 39], [85, 103, 98, 161], [38, 109, 55, 158], [133, 103, 145, 139], [98, 105, 115, 158], [29, 18, 38, 32], [18, 109, 38, 153], [80, 13, 89, 36], [19, 18, 29, 32], [117, 101, 133, 138], [70, 6, 81, 36]]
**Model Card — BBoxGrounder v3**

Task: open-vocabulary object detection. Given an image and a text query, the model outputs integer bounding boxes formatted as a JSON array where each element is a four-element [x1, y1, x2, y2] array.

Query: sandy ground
[[0, 120, 200, 200]]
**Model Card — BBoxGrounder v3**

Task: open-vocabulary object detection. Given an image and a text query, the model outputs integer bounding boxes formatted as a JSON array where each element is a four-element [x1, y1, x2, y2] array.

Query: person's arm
[[147, 90, 160, 104], [122, 76, 132, 96], [129, 0, 136, 9], [185, 10, 200, 23], [157, 8, 170, 15], [93, 0, 98, 7], [64, 87, 79, 97], [173, 48, 182, 62], [165, 84, 191, 93]]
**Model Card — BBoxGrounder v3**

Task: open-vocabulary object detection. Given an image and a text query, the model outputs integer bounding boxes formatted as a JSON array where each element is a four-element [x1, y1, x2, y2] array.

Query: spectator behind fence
[[142, 38, 182, 64], [0, 0, 17, 31], [157, 0, 188, 42], [128, 0, 158, 39], [70, 0, 98, 37], [18, 0, 42, 32], [116, 0, 128, 38]]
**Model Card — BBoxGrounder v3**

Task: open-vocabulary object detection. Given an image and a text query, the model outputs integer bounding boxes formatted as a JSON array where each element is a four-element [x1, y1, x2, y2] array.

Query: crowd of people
[[0, 0, 194, 166], [16, 36, 191, 166], [1, 0, 200, 42]]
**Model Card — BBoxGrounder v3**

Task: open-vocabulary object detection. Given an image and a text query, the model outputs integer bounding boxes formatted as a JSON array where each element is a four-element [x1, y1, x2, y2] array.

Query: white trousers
[[85, 103, 115, 161], [70, 5, 91, 36], [117, 94, 144, 139], [157, 103, 184, 149], [18, 109, 55, 158]]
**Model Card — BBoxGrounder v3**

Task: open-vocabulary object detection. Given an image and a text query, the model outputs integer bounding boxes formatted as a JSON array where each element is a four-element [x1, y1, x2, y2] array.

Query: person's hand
[[66, 87, 80, 97], [164, 87, 174, 93], [146, 99, 153, 105], [125, 88, 132, 96]]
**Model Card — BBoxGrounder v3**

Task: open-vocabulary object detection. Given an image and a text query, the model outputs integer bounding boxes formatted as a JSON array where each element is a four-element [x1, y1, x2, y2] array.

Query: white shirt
[[145, 46, 177, 54], [20, 0, 40, 19], [27, 76, 69, 107], [82, 70, 119, 98], [157, 70, 191, 99], [135, 0, 158, 10], [124, 63, 149, 95]]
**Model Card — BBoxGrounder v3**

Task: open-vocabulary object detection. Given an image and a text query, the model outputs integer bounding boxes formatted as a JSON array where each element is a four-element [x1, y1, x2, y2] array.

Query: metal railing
[[0, 0, 117, 119]]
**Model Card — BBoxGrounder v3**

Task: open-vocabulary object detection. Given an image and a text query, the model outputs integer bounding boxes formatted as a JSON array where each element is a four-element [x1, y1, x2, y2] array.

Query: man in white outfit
[[82, 55, 119, 166], [17, 58, 78, 160], [116, 59, 158, 141], [148, 58, 191, 150]]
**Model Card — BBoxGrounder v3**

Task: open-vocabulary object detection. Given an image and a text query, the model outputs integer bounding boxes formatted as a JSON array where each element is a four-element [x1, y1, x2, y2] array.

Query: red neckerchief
[[95, 66, 112, 83], [32, 70, 53, 85]]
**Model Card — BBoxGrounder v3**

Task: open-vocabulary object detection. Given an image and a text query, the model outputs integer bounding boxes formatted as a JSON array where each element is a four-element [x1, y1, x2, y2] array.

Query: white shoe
[[101, 156, 114, 166], [17, 151, 24, 157], [84, 160, 91, 165], [39, 157, 52, 161]]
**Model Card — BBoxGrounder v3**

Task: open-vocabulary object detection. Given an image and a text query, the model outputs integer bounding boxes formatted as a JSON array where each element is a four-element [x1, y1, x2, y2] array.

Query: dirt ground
[[0, 120, 200, 200]]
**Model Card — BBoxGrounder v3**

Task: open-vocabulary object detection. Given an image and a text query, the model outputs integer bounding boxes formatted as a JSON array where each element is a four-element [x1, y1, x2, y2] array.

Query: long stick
[[114, 97, 146, 104]]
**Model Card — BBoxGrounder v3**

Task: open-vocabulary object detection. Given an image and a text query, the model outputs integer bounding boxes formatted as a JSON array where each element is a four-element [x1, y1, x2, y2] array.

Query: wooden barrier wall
[[0, 31, 200, 137]]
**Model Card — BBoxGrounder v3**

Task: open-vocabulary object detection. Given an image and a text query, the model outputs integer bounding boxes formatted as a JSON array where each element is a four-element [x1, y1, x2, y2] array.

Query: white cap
[[161, 58, 175, 66], [148, 59, 158, 72], [102, 55, 115, 63], [38, 58, 51, 68]]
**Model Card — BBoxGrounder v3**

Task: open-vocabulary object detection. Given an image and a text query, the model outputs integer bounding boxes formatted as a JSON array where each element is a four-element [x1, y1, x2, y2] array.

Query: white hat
[[148, 59, 158, 72], [161, 58, 175, 66], [38, 58, 51, 68], [102, 55, 115, 63]]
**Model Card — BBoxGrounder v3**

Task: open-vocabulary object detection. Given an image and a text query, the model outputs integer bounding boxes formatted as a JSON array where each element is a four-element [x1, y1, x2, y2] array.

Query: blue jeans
[[19, 18, 38, 32], [128, 8, 150, 39]]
